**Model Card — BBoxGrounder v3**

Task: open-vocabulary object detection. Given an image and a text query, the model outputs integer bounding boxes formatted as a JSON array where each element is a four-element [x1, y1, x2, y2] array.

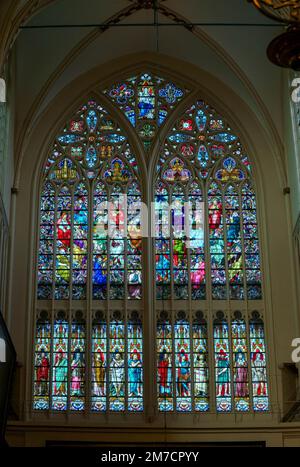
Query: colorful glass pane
[[91, 318, 143, 412], [70, 320, 86, 411], [214, 321, 231, 412], [250, 319, 269, 412], [104, 73, 187, 149], [38, 182, 55, 300], [157, 321, 173, 411], [128, 321, 143, 411], [33, 319, 51, 410], [91, 319, 107, 411], [242, 182, 262, 300], [157, 318, 209, 412], [109, 321, 125, 411], [157, 99, 260, 302], [52, 320, 69, 411], [193, 321, 209, 411], [232, 319, 249, 412]]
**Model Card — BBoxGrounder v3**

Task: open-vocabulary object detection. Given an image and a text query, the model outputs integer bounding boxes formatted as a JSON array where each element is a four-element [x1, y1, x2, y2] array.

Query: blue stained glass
[[214, 321, 232, 413], [85, 146, 98, 168]]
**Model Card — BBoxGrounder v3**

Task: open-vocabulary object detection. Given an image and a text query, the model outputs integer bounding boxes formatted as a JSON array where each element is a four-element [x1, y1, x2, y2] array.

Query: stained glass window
[[91, 312, 143, 413], [250, 315, 269, 412], [35, 83, 269, 417], [155, 100, 261, 300], [104, 73, 187, 150], [214, 318, 231, 413], [35, 100, 143, 412], [156, 99, 268, 413], [38, 100, 142, 301]]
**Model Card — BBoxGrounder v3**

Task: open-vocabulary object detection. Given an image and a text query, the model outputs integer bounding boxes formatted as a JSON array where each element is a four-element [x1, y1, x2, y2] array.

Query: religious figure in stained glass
[[35, 99, 144, 413], [104, 72, 187, 150], [34, 78, 269, 417]]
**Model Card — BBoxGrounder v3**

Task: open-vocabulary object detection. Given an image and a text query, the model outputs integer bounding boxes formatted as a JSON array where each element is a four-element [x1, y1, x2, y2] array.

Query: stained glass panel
[[91, 317, 143, 413], [33, 318, 51, 410], [52, 319, 69, 411], [104, 73, 187, 150], [128, 321, 143, 412], [157, 321, 173, 411], [156, 99, 261, 302], [232, 319, 249, 412], [35, 88, 269, 416], [70, 319, 86, 411], [214, 320, 231, 412], [193, 320, 209, 412], [250, 318, 269, 412]]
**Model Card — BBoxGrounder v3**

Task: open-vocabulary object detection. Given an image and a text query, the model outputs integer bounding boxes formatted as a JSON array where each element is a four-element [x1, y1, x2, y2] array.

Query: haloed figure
[[128, 350, 142, 397], [234, 352, 248, 398], [110, 352, 125, 397], [54, 351, 68, 396]]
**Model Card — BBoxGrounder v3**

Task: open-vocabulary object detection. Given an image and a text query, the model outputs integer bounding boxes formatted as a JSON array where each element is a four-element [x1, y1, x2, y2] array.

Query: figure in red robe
[[57, 212, 71, 248], [209, 200, 222, 230]]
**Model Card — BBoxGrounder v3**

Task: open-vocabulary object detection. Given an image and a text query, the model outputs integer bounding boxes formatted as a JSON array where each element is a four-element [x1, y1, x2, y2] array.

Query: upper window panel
[[38, 100, 142, 301], [103, 72, 188, 151]]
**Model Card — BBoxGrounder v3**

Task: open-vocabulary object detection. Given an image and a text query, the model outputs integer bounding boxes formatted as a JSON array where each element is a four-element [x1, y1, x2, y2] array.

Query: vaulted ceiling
[[0, 1, 285, 148]]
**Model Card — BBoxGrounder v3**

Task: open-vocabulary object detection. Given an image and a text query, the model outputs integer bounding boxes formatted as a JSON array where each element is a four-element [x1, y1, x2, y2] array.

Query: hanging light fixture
[[248, 0, 300, 70]]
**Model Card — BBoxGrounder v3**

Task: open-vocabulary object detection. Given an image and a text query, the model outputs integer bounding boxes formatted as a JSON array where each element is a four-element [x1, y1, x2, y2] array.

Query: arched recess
[[8, 57, 298, 425]]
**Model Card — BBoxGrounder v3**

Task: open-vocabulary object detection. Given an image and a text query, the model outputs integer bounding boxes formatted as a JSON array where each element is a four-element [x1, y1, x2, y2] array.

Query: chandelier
[[250, 0, 300, 23], [249, 0, 300, 70]]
